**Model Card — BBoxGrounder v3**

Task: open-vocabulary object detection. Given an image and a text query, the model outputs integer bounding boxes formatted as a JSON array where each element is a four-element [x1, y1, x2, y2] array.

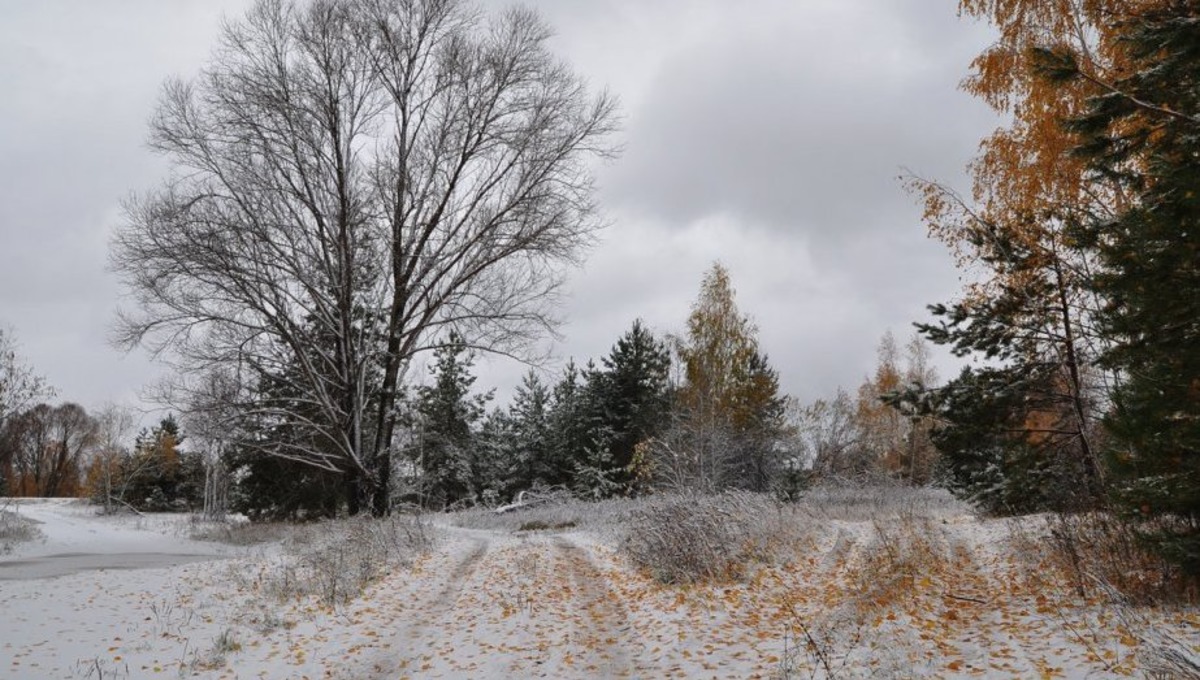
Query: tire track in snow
[[551, 535, 643, 678], [430, 536, 490, 619], [360, 534, 490, 679]]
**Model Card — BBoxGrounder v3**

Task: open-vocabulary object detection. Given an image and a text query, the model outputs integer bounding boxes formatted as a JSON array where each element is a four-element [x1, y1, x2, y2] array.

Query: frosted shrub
[[0, 505, 42, 553], [241, 514, 432, 607], [620, 491, 782, 583]]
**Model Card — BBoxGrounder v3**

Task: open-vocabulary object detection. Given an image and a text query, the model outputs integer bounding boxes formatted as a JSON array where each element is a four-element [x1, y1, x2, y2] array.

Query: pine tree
[[567, 361, 621, 498], [595, 320, 672, 489], [408, 335, 491, 509], [1053, 2, 1200, 574], [503, 370, 556, 494], [908, 203, 1105, 512]]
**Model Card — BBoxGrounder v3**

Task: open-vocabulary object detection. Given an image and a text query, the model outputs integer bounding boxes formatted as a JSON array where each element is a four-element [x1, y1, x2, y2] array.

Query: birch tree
[[658, 264, 786, 492], [111, 0, 617, 515]]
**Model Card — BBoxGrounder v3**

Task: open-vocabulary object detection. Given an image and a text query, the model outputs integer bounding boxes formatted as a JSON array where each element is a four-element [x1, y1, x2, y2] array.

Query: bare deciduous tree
[[89, 403, 137, 513], [800, 389, 869, 483], [0, 326, 53, 430], [111, 0, 618, 514]]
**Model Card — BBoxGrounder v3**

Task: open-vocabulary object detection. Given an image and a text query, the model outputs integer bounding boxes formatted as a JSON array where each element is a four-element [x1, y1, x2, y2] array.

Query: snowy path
[[355, 527, 645, 679]]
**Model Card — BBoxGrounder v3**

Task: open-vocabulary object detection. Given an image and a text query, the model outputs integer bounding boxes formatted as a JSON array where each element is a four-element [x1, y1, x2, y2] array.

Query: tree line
[[2, 262, 940, 519]]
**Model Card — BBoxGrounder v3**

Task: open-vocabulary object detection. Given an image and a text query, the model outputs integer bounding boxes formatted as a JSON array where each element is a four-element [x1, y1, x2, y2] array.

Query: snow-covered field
[[1, 494, 1197, 679]]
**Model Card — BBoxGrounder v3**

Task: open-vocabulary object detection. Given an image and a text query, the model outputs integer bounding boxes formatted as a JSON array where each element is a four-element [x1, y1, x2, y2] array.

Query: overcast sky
[[0, 0, 999, 418]]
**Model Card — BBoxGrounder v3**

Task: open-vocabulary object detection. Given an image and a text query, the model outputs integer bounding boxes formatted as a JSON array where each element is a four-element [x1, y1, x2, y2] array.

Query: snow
[[1, 496, 1197, 679]]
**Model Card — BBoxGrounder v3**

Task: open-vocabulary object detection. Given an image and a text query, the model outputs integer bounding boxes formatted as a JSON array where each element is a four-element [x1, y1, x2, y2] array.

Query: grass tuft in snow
[[188, 517, 292, 545], [0, 503, 43, 553], [232, 513, 433, 607]]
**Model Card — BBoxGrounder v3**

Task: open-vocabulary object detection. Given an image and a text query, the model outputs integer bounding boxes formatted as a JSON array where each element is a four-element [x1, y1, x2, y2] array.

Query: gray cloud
[[0, 0, 997, 417], [605, 0, 997, 244]]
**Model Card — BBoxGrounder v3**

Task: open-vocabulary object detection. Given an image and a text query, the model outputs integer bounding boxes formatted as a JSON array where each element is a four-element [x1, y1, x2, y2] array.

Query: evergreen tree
[[542, 361, 603, 496], [407, 335, 491, 509], [1048, 3, 1200, 574], [503, 370, 556, 494], [595, 320, 672, 489], [907, 210, 1104, 512], [227, 447, 343, 520], [124, 415, 204, 511], [473, 409, 515, 505], [565, 361, 622, 498]]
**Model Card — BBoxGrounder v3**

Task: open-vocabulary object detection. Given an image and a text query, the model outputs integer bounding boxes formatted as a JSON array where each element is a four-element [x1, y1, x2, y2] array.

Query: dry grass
[[448, 494, 632, 532], [619, 491, 799, 584], [230, 514, 433, 607], [1004, 512, 1200, 679], [188, 517, 293, 546], [0, 505, 43, 554], [791, 484, 970, 523], [1006, 511, 1195, 605]]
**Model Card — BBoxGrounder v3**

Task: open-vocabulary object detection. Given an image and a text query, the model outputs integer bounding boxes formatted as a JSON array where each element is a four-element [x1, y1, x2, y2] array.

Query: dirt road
[[358, 527, 646, 679]]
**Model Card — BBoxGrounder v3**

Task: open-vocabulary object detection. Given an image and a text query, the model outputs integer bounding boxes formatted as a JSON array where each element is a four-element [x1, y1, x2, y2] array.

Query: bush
[[620, 491, 782, 584], [0, 505, 42, 554], [234, 514, 433, 607], [1008, 511, 1195, 605]]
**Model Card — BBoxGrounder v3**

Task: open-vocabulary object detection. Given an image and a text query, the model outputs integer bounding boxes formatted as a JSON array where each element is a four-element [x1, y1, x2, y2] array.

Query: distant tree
[[406, 336, 491, 509], [594, 320, 672, 490], [856, 332, 904, 475], [83, 404, 137, 513], [567, 361, 621, 498], [0, 327, 54, 493], [123, 416, 204, 511], [899, 334, 940, 484], [1, 403, 97, 497], [501, 370, 555, 495], [801, 389, 868, 482], [180, 377, 238, 521], [472, 409, 514, 506], [659, 263, 787, 492], [541, 360, 614, 498], [111, 0, 618, 516], [855, 332, 941, 484]]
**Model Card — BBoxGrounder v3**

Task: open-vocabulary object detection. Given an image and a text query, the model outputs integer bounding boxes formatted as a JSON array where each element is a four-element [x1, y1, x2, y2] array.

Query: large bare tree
[[111, 0, 618, 514]]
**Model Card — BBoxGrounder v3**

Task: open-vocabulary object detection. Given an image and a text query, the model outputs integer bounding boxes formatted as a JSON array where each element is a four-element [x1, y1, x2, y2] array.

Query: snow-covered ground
[[1, 496, 1197, 679]]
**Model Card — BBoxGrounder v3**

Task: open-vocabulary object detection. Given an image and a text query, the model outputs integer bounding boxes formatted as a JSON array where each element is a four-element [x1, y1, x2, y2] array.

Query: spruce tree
[[1048, 3, 1200, 573], [568, 361, 621, 498], [409, 335, 491, 509], [503, 370, 556, 494], [596, 320, 672, 488], [544, 361, 606, 496]]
